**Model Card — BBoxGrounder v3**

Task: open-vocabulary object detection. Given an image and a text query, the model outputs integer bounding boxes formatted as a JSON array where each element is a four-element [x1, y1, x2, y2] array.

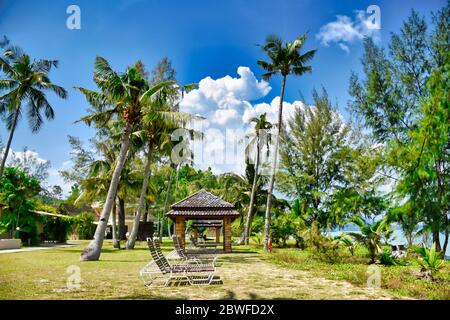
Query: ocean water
[[327, 229, 449, 259]]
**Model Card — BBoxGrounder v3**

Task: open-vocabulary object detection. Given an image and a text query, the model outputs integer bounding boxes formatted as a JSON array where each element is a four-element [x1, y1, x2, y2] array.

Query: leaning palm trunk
[[80, 122, 132, 261], [159, 168, 174, 241], [0, 108, 20, 177], [112, 198, 120, 249], [126, 141, 154, 249], [168, 164, 181, 238], [243, 140, 261, 245], [263, 75, 286, 251]]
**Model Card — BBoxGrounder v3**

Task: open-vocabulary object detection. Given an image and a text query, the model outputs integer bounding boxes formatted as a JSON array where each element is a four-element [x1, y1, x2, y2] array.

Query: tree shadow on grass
[[222, 290, 237, 299]]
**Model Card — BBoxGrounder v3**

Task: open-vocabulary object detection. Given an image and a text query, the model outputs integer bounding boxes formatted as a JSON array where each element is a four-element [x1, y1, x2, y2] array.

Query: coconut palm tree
[[76, 123, 143, 248], [348, 216, 390, 263], [242, 113, 272, 245], [126, 82, 203, 249], [0, 44, 67, 176], [257, 34, 316, 250], [76, 57, 170, 260], [126, 108, 199, 248]]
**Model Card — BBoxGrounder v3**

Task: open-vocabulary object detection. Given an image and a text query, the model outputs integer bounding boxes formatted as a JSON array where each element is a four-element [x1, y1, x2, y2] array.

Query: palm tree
[[0, 45, 67, 176], [242, 113, 272, 245], [126, 81, 203, 249], [76, 123, 143, 249], [257, 34, 316, 251], [77, 136, 119, 247], [348, 216, 390, 263], [76, 57, 170, 260], [126, 107, 198, 248]]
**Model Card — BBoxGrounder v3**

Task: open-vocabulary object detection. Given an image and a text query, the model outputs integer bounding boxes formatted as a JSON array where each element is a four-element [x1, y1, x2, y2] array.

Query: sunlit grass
[[265, 246, 450, 300], [1, 239, 447, 299], [0, 240, 408, 299]]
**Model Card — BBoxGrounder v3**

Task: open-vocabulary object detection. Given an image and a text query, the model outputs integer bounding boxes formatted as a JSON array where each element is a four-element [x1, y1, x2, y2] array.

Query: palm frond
[[140, 80, 176, 102]]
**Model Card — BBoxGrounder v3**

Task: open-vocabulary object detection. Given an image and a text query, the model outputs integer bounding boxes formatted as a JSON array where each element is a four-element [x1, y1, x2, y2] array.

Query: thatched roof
[[166, 190, 240, 218]]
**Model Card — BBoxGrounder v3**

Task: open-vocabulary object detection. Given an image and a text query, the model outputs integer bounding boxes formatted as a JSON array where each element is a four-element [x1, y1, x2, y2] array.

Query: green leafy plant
[[73, 212, 96, 240], [252, 232, 264, 246], [348, 216, 389, 263], [334, 234, 357, 256], [413, 242, 444, 279], [41, 215, 74, 243], [306, 221, 342, 263], [378, 248, 407, 266], [0, 167, 40, 243]]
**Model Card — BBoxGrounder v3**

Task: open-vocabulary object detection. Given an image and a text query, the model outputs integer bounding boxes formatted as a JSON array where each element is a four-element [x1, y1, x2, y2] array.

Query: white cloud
[[180, 66, 271, 125], [339, 43, 350, 54], [180, 67, 318, 175], [180, 67, 271, 175], [8, 149, 48, 166], [242, 97, 308, 125], [212, 108, 240, 125], [180, 67, 349, 177], [316, 10, 380, 52]]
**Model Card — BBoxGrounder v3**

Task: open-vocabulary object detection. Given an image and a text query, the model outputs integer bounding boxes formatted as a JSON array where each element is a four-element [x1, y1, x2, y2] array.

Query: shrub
[[306, 221, 342, 263], [334, 234, 356, 256], [231, 219, 243, 237], [271, 213, 294, 247], [379, 248, 407, 266], [41, 215, 74, 243], [348, 216, 390, 263], [252, 232, 263, 246], [73, 212, 95, 239], [413, 242, 444, 280], [0, 167, 40, 244]]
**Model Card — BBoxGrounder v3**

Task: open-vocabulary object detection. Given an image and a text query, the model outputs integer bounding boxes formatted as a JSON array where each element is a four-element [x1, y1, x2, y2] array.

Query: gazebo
[[166, 190, 240, 252]]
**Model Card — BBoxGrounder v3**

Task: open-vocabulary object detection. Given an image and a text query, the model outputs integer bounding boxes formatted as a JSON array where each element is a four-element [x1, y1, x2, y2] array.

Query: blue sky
[[0, 0, 446, 194]]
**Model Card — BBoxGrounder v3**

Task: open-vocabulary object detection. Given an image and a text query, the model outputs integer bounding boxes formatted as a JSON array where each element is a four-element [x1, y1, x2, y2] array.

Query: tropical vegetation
[[0, 3, 448, 300]]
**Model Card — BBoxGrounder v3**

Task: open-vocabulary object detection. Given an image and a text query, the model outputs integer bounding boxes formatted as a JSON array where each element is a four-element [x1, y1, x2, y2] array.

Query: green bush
[[271, 214, 294, 247], [379, 248, 407, 266], [40, 215, 74, 243], [334, 234, 357, 256], [252, 232, 263, 246], [231, 219, 243, 237], [0, 167, 40, 245], [306, 221, 342, 263], [73, 212, 96, 239], [414, 242, 444, 279]]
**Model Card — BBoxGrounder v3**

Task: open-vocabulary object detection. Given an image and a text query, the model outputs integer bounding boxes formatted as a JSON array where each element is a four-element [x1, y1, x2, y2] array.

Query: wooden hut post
[[175, 217, 186, 247], [223, 217, 232, 253], [215, 227, 220, 243], [193, 226, 198, 241]]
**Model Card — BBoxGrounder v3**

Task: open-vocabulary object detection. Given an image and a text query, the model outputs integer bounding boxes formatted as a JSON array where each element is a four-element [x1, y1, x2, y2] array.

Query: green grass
[[1, 239, 448, 299], [265, 245, 450, 300]]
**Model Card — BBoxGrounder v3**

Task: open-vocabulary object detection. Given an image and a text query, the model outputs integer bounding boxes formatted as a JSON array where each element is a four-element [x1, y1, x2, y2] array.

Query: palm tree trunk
[[80, 122, 132, 261], [118, 197, 126, 240], [168, 164, 181, 238], [126, 140, 154, 249], [243, 138, 261, 245], [160, 167, 174, 241], [433, 229, 442, 252], [142, 201, 149, 223], [112, 197, 120, 249], [0, 108, 20, 177], [263, 75, 286, 251]]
